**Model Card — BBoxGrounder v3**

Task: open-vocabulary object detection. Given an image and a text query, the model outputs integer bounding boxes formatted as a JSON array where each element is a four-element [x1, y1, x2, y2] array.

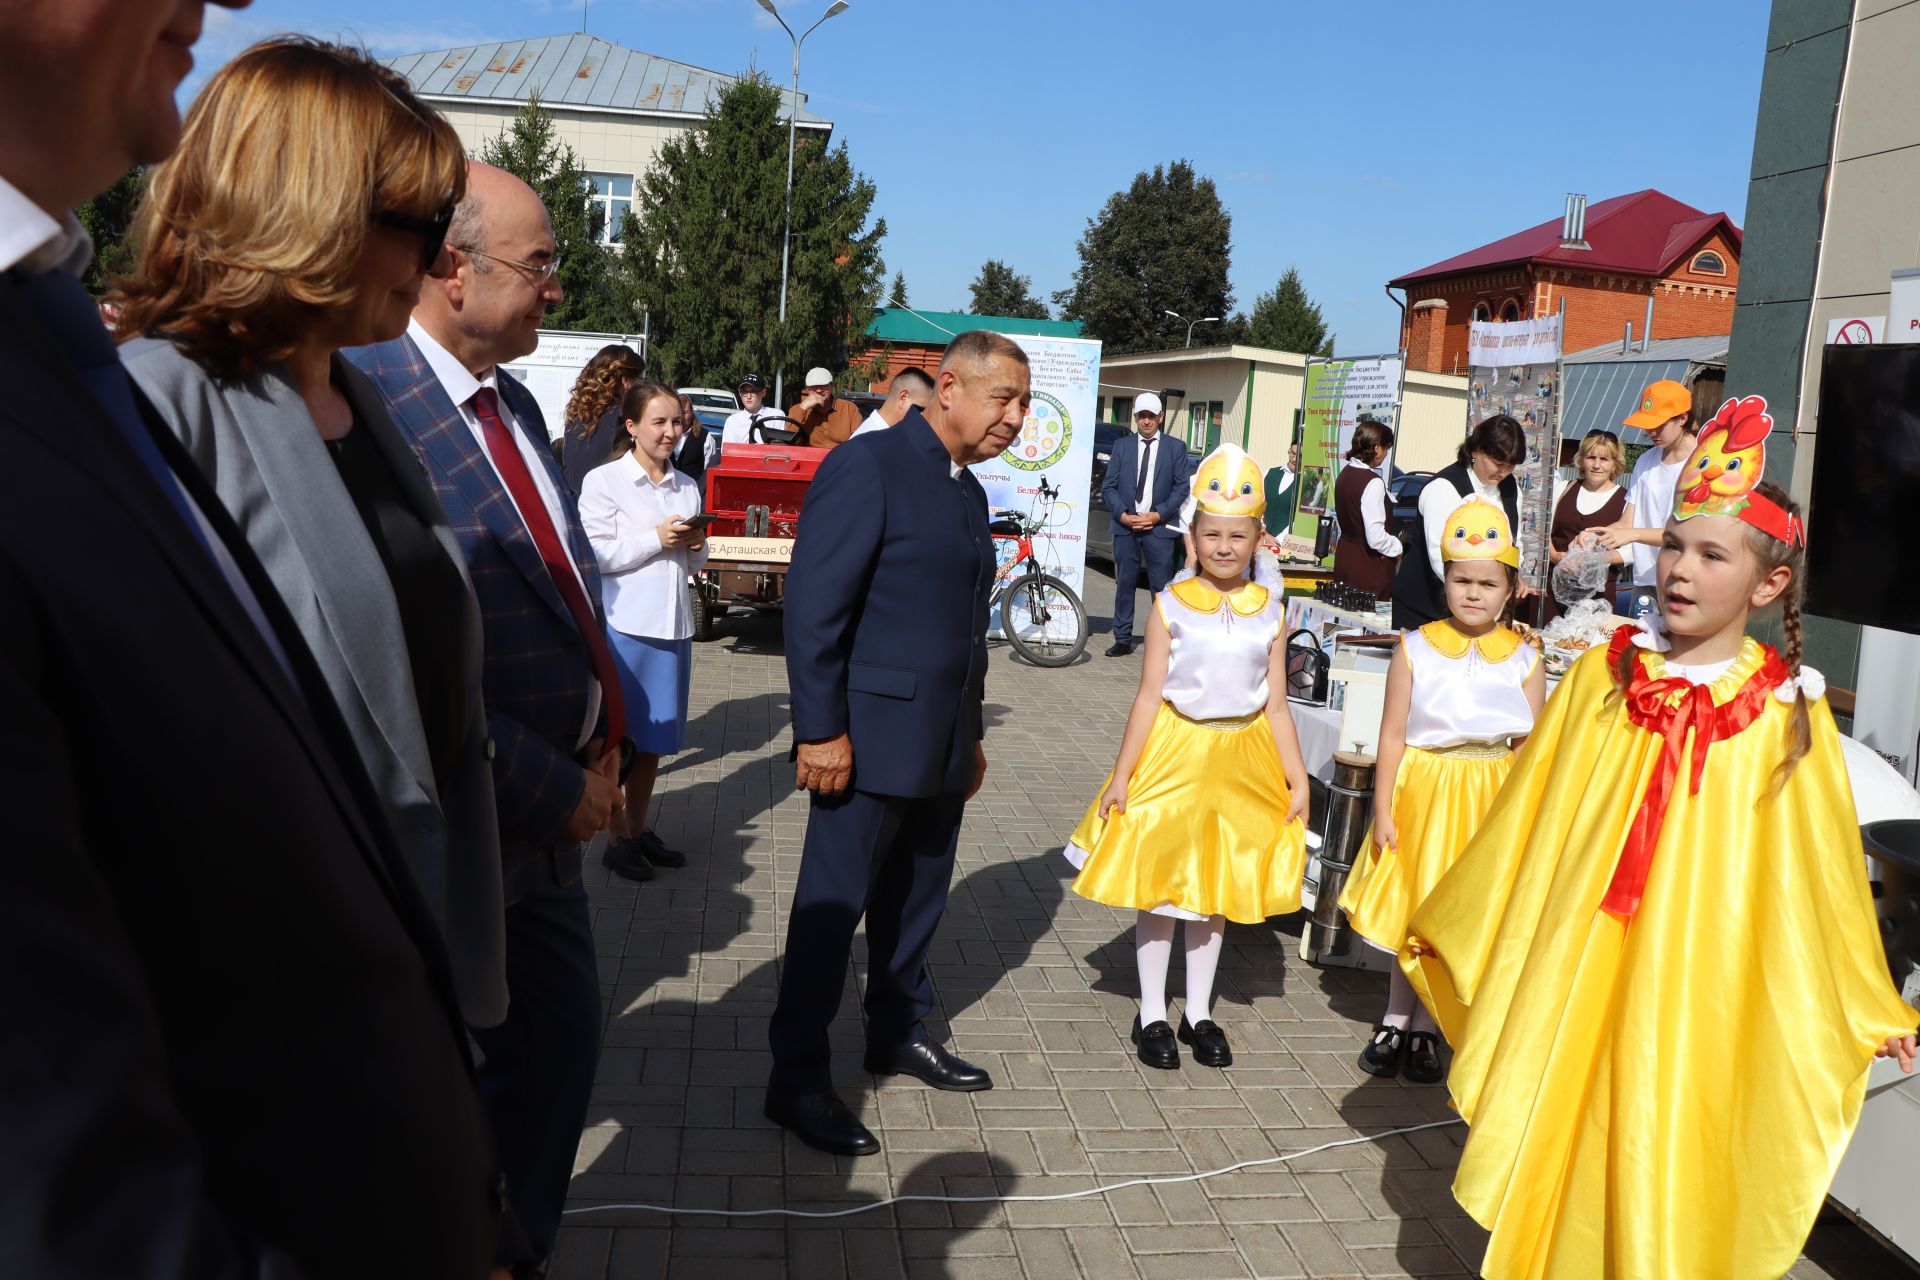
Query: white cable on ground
[[562, 1117, 1464, 1220]]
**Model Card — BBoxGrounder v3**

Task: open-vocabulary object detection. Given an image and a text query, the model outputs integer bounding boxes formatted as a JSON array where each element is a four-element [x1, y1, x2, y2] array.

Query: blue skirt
[[607, 629, 692, 756]]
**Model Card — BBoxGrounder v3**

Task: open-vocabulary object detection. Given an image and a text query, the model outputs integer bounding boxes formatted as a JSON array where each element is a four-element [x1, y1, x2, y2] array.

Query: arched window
[[1499, 298, 1522, 322], [1690, 250, 1726, 276], [1472, 302, 1491, 322]]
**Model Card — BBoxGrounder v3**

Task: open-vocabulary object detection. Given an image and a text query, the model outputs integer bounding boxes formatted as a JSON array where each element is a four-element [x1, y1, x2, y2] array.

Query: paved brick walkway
[[550, 569, 1911, 1279]]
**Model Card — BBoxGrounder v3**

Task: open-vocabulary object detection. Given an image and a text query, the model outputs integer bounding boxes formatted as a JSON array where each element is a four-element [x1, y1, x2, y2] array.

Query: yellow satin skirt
[[1337, 741, 1513, 953], [1066, 703, 1306, 923]]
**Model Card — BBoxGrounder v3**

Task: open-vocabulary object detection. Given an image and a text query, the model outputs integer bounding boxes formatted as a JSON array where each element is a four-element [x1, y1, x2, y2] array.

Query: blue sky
[[192, 0, 1770, 354]]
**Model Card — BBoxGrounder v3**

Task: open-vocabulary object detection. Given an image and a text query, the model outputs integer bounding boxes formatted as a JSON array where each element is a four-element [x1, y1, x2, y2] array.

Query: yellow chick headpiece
[[1440, 497, 1520, 568], [1189, 444, 1265, 519]]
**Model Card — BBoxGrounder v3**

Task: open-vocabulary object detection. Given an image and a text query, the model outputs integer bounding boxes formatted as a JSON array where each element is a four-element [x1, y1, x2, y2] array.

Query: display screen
[[1806, 345, 1920, 634]]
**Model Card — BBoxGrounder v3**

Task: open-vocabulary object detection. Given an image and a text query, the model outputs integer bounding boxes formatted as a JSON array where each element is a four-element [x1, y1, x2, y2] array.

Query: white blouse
[[1402, 625, 1538, 748], [578, 451, 711, 640], [1156, 583, 1285, 720]]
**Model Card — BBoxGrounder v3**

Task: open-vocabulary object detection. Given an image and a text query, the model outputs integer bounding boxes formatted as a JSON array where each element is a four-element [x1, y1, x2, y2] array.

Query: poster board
[[1294, 355, 1403, 548], [499, 330, 646, 441], [1466, 315, 1562, 584], [969, 333, 1102, 640]]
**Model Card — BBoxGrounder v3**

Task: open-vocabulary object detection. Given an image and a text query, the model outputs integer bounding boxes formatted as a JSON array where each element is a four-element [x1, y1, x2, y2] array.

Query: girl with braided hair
[[1401, 395, 1917, 1280]]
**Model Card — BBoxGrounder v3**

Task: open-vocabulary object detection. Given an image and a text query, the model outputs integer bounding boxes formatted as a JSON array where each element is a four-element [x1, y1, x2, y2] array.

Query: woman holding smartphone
[[579, 381, 711, 882]]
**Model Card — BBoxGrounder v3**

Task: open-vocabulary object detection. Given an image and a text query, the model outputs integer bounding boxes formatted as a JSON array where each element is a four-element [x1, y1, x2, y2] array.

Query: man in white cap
[[788, 366, 863, 450], [1098, 393, 1192, 656]]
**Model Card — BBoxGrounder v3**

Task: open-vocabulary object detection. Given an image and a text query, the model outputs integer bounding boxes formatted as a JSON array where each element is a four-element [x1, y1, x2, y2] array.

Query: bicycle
[[987, 477, 1089, 667]]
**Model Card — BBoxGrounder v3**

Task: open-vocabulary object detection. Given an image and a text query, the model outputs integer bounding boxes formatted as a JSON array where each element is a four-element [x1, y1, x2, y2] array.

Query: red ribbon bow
[[1601, 627, 1785, 919]]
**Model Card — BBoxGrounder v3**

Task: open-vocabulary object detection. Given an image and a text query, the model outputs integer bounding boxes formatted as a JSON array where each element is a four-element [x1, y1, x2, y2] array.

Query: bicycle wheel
[[999, 572, 1087, 667]]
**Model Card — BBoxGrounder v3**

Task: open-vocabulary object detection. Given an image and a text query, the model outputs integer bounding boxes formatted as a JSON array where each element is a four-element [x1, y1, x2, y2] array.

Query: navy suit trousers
[[769, 789, 966, 1094], [1110, 528, 1178, 643]]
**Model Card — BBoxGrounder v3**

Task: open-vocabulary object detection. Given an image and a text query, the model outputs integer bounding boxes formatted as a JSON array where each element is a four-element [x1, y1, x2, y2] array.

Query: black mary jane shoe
[[1402, 1031, 1445, 1085], [1177, 1015, 1232, 1068], [763, 1088, 879, 1157], [635, 828, 688, 869], [600, 836, 655, 883], [864, 1034, 993, 1092], [1358, 1023, 1406, 1078], [1131, 1015, 1180, 1070]]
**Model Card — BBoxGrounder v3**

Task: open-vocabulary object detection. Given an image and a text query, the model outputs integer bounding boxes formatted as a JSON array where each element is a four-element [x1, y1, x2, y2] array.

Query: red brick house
[[1390, 190, 1740, 374]]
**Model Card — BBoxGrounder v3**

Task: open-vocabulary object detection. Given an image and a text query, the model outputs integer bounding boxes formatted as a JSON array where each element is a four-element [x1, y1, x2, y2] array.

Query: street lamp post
[[1165, 309, 1220, 348], [757, 0, 849, 411]]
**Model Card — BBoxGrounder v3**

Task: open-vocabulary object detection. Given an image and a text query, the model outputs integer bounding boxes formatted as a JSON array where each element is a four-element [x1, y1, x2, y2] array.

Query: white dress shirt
[[1342, 459, 1402, 557], [578, 452, 711, 640], [852, 409, 890, 439], [1418, 466, 1505, 579], [408, 317, 600, 747], [1623, 447, 1686, 586], [721, 404, 783, 445], [1132, 432, 1163, 515]]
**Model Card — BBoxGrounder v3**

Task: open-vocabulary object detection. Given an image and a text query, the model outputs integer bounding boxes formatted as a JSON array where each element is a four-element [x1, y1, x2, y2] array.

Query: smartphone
[[679, 513, 717, 530]]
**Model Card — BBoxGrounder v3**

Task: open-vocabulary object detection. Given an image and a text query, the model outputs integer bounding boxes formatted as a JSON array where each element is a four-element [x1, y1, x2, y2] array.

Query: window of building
[[1498, 298, 1522, 322], [583, 172, 633, 245], [1472, 302, 1491, 322], [1188, 401, 1225, 452], [1689, 250, 1726, 276]]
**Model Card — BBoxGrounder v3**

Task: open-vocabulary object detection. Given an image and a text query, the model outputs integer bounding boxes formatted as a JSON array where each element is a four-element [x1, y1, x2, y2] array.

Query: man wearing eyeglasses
[[349, 160, 616, 1267]]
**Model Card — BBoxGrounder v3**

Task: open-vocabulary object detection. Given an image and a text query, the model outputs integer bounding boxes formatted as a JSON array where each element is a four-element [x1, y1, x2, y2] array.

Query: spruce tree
[[617, 74, 885, 393], [887, 271, 909, 308], [1247, 267, 1334, 356], [968, 259, 1049, 320], [75, 167, 146, 296]]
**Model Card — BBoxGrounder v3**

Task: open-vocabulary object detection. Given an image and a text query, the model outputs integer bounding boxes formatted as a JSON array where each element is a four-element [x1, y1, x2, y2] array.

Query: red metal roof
[[1389, 190, 1742, 287]]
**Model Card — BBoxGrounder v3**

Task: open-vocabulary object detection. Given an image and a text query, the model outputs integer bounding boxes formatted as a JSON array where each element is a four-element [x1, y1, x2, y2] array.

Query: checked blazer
[[348, 334, 609, 897]]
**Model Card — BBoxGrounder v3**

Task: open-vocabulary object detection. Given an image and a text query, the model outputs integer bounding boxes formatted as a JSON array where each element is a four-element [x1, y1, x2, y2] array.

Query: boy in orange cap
[[1595, 378, 1696, 607]]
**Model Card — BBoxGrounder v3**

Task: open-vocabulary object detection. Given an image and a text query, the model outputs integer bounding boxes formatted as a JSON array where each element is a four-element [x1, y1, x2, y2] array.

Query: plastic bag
[[1552, 545, 1611, 605]]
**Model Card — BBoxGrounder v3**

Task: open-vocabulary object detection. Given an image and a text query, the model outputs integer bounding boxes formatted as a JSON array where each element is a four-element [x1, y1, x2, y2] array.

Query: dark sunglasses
[[1583, 430, 1620, 443], [373, 202, 455, 271]]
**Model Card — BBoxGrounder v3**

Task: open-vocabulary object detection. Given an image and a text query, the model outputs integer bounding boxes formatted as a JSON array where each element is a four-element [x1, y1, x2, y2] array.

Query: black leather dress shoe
[[764, 1088, 879, 1156], [600, 837, 655, 882], [1177, 1016, 1232, 1068], [864, 1035, 992, 1092], [1104, 640, 1135, 657], [636, 828, 687, 868], [1402, 1031, 1445, 1084], [1358, 1023, 1405, 1078], [1132, 1015, 1180, 1070]]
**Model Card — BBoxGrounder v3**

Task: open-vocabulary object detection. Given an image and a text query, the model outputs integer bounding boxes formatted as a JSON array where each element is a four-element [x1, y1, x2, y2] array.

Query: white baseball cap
[[804, 367, 834, 387], [1133, 392, 1163, 416]]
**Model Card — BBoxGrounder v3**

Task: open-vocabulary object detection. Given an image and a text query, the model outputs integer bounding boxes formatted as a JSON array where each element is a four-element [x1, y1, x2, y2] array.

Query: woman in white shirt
[[1390, 414, 1527, 630], [579, 380, 710, 880], [1596, 379, 1696, 603], [1331, 420, 1402, 599]]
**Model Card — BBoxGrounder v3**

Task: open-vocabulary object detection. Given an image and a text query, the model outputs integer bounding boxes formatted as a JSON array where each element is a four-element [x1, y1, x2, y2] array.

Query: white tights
[[1135, 910, 1226, 1027], [1380, 965, 1436, 1035]]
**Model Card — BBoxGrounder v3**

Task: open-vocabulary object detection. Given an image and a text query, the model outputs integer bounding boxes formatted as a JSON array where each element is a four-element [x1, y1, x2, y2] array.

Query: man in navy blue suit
[[767, 330, 1030, 1156], [1100, 393, 1194, 655]]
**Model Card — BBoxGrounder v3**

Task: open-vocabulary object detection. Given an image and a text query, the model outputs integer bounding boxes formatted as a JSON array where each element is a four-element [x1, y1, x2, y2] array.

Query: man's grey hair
[[891, 366, 936, 400], [938, 329, 1028, 374], [448, 190, 491, 272]]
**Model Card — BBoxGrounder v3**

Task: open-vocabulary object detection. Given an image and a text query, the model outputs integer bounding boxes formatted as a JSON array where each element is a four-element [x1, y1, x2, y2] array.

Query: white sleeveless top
[[1155, 580, 1285, 721], [1402, 622, 1539, 748]]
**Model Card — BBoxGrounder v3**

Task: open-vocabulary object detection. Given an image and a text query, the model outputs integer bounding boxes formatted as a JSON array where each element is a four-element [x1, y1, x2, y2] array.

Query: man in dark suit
[[1100, 393, 1194, 655], [0, 4, 524, 1275], [349, 161, 621, 1262], [766, 330, 1030, 1156]]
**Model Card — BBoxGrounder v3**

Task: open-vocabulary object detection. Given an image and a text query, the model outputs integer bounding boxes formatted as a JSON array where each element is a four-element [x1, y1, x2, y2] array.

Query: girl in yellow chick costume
[[1403, 395, 1919, 1280], [1338, 498, 1544, 1086], [1066, 444, 1311, 1071]]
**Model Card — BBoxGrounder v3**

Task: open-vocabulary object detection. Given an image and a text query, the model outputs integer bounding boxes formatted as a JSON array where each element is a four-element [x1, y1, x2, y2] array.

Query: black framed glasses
[[452, 245, 562, 286], [373, 202, 454, 271]]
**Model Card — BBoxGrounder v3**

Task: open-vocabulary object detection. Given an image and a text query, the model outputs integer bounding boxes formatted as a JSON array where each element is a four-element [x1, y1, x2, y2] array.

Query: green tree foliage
[[1248, 267, 1334, 356], [619, 74, 886, 391], [1054, 160, 1241, 354], [968, 259, 1049, 320], [479, 94, 628, 333], [75, 167, 146, 296], [887, 271, 909, 308]]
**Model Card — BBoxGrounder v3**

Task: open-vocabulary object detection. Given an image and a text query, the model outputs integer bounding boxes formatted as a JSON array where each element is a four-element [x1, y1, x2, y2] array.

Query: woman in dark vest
[[1332, 420, 1402, 599], [1391, 414, 1526, 631], [1543, 429, 1628, 621]]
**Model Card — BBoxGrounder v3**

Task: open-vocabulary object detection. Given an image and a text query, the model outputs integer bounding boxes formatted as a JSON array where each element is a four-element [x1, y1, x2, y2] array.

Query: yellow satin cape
[[1404, 638, 1916, 1280]]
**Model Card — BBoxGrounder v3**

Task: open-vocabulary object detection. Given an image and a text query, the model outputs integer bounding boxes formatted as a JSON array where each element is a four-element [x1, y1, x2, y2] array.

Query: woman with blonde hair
[[113, 38, 509, 1033], [559, 342, 645, 493], [1543, 429, 1628, 620]]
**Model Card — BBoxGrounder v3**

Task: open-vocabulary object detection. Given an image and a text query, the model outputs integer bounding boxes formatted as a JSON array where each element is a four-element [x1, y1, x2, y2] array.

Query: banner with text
[[1468, 314, 1562, 369], [1295, 355, 1403, 545], [970, 333, 1102, 640]]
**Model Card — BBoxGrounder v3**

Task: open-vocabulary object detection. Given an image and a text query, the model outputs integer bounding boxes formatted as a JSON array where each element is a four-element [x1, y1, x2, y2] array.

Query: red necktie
[[472, 387, 627, 753]]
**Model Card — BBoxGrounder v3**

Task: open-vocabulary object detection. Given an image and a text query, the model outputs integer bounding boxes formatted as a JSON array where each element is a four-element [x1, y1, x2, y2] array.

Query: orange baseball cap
[[1623, 379, 1692, 429]]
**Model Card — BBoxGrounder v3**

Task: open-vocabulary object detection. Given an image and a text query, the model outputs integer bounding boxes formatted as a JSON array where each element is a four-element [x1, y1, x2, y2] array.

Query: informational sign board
[[1467, 316, 1562, 584], [1826, 316, 1885, 345], [499, 330, 646, 441], [1294, 355, 1403, 542], [969, 333, 1102, 640]]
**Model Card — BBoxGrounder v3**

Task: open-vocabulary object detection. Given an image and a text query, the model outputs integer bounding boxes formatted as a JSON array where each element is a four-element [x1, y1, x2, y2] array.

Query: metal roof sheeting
[[1563, 335, 1730, 365], [867, 308, 1084, 344], [382, 34, 831, 126]]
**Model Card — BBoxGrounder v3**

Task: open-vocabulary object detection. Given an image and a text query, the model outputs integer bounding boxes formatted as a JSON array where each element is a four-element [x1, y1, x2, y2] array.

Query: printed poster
[[1467, 318, 1562, 584], [1295, 355, 1403, 552]]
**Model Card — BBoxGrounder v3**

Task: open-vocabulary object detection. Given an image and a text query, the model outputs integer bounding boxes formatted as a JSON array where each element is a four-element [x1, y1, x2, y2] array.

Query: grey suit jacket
[[122, 338, 508, 1028]]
